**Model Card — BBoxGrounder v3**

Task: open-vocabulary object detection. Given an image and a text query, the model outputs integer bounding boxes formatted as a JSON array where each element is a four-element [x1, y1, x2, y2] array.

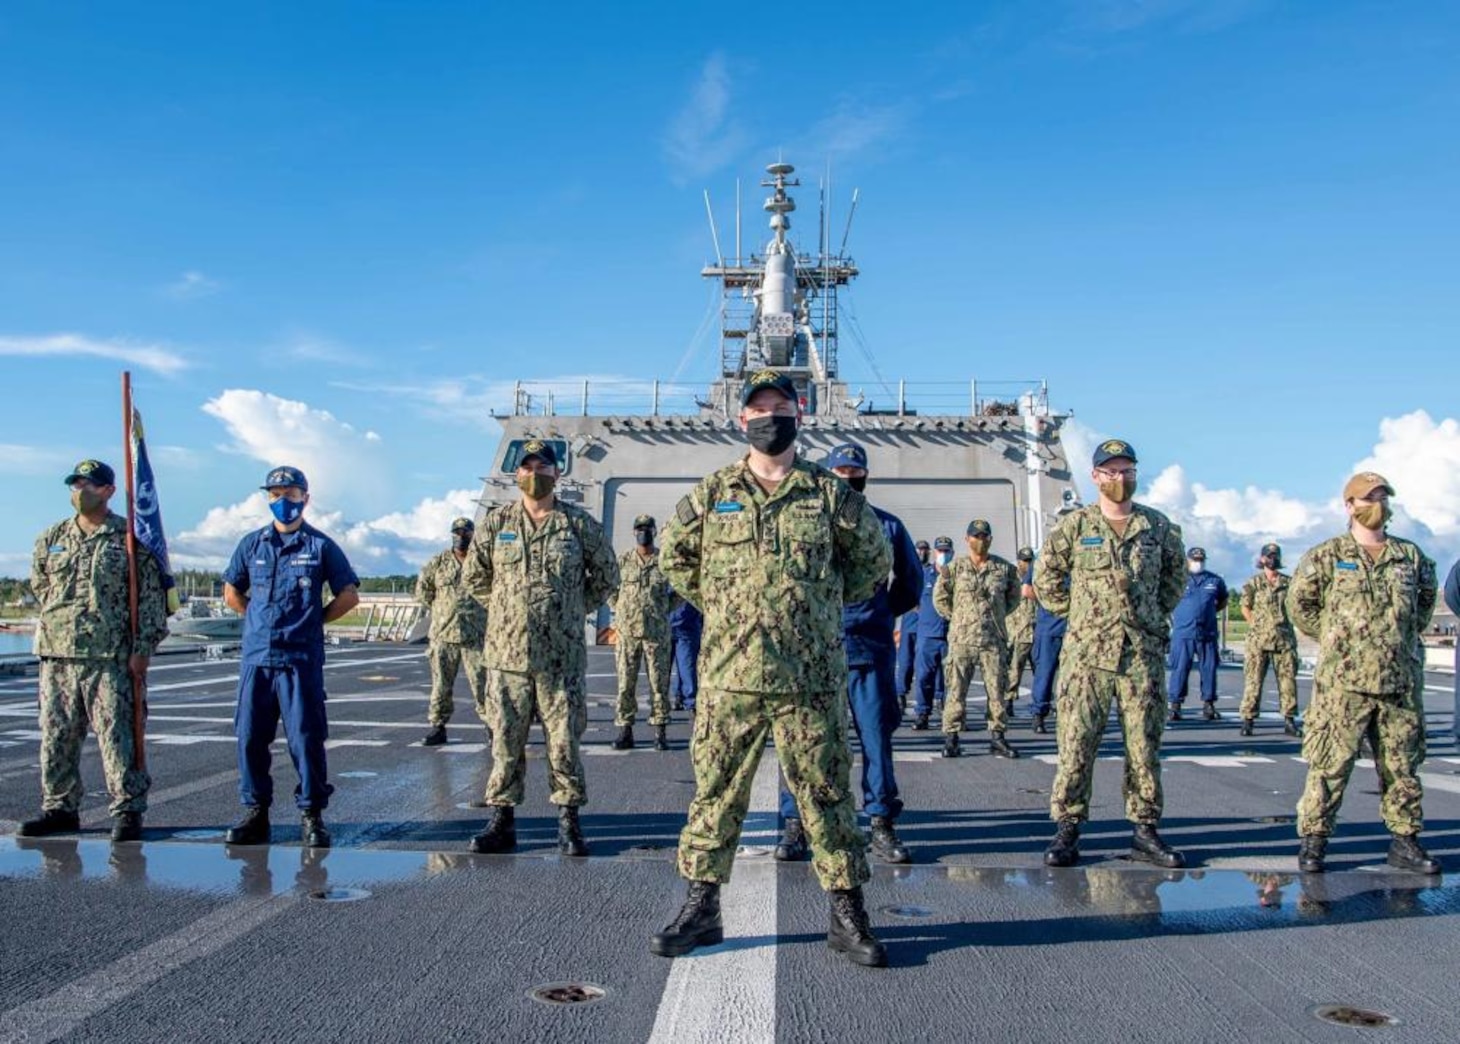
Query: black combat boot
[[422, 724, 447, 746], [1033, 712, 1049, 735], [612, 724, 635, 750], [1044, 819, 1080, 867], [1298, 835, 1327, 873], [828, 887, 887, 967], [1202, 702, 1220, 721], [225, 806, 271, 846], [672, 697, 685, 712], [941, 733, 961, 759], [912, 712, 930, 731], [1284, 717, 1302, 738], [1388, 834, 1442, 875], [654, 725, 669, 752], [774, 818, 809, 861], [1003, 698, 1015, 719], [558, 806, 589, 857], [17, 809, 80, 837], [301, 811, 331, 849], [1239, 719, 1255, 737], [989, 731, 1021, 759], [111, 811, 143, 843], [469, 806, 516, 854], [650, 881, 723, 957], [1130, 824, 1185, 868], [1167, 704, 1182, 722], [869, 816, 910, 864]]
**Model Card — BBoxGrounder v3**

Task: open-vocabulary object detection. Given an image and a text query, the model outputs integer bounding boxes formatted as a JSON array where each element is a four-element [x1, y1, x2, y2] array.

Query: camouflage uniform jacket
[[1288, 532, 1436, 695], [1239, 571, 1296, 652], [31, 511, 169, 659], [659, 455, 891, 694], [933, 555, 1022, 649], [1033, 503, 1186, 671], [462, 499, 619, 675], [416, 549, 487, 645], [1007, 567, 1037, 645], [611, 548, 677, 642]]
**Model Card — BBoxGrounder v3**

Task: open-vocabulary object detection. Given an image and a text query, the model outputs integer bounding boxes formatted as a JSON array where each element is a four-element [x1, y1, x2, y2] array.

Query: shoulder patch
[[835, 489, 866, 528], [676, 495, 700, 526]]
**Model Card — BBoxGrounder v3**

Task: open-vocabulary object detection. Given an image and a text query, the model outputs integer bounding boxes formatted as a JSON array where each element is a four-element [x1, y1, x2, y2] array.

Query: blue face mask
[[270, 498, 304, 525]]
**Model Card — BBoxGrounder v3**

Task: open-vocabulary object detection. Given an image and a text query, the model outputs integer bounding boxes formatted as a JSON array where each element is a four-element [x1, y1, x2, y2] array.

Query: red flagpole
[[122, 371, 147, 772]]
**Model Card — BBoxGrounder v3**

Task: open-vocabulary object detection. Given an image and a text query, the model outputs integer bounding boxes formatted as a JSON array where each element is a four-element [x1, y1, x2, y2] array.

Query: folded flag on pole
[[131, 407, 180, 614]]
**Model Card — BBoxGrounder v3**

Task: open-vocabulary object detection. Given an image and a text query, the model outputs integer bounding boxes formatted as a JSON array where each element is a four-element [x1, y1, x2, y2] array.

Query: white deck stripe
[[648, 747, 778, 1044]]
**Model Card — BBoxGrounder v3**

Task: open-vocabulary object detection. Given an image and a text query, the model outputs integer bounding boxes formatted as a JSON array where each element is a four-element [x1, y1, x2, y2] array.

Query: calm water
[[0, 631, 34, 656]]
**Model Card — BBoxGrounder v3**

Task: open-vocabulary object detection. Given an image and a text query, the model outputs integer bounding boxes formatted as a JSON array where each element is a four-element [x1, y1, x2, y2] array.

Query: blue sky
[[2, 1, 1458, 579]]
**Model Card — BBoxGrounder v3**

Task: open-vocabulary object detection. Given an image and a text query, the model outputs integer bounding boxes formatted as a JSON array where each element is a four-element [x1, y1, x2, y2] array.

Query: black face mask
[[453, 534, 472, 551], [1261, 556, 1280, 570], [917, 549, 929, 565], [845, 475, 867, 493], [635, 530, 653, 547], [745, 415, 798, 455]]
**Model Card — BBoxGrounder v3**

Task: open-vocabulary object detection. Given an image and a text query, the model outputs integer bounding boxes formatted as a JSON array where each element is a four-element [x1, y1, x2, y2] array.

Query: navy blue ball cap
[[450, 517, 475, 533], [261, 465, 308, 492], [633, 514, 656, 530], [823, 443, 869, 471], [1017, 546, 1034, 561], [915, 539, 930, 551], [933, 536, 954, 551], [1092, 439, 1138, 468], [1260, 542, 1281, 557], [740, 368, 798, 406], [64, 459, 115, 486], [1187, 547, 1207, 561], [519, 439, 559, 467], [966, 519, 992, 538]]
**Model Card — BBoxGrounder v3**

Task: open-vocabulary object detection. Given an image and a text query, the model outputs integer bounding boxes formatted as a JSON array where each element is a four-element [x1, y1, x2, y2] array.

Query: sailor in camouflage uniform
[[1033, 439, 1188, 869], [933, 520, 1023, 759], [611, 514, 677, 752], [1004, 546, 1038, 714], [19, 459, 169, 843], [415, 517, 489, 746], [461, 440, 619, 857], [1237, 542, 1300, 737], [1290, 472, 1441, 875], [650, 370, 893, 968]]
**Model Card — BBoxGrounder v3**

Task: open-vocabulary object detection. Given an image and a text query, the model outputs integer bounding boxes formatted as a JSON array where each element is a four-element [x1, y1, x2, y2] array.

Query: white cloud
[[1354, 410, 1460, 538], [0, 333, 188, 376], [663, 52, 748, 183], [161, 270, 220, 300], [806, 100, 909, 160], [0, 444, 75, 477], [283, 332, 372, 368], [200, 389, 388, 515]]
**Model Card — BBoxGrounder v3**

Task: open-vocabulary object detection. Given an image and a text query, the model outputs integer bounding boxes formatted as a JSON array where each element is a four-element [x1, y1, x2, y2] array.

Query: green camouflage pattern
[[1288, 533, 1437, 695], [676, 687, 869, 891], [1006, 640, 1034, 697], [38, 658, 150, 814], [1296, 680, 1424, 836], [415, 549, 487, 645], [1049, 650, 1166, 825], [611, 547, 676, 642], [1239, 570, 1296, 652], [943, 645, 1009, 734], [1008, 583, 1037, 644], [615, 635, 671, 726], [933, 555, 1021, 648], [1239, 646, 1299, 720], [658, 455, 891, 693], [1032, 504, 1186, 671], [31, 512, 169, 659], [426, 641, 489, 728], [461, 499, 619, 675], [482, 669, 588, 807]]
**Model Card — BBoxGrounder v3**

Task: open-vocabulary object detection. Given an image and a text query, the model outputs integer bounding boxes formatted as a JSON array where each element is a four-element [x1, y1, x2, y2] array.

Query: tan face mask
[[70, 488, 105, 514], [967, 537, 991, 557], [517, 472, 556, 500], [1098, 475, 1137, 504], [1352, 501, 1391, 530]]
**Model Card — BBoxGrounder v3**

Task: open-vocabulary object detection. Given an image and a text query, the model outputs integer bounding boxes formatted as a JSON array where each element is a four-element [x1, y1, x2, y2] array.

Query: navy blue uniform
[[669, 601, 703, 710], [1167, 568, 1229, 705], [223, 522, 358, 812], [1029, 603, 1068, 717], [1445, 560, 1460, 732], [912, 563, 949, 716], [781, 505, 921, 822], [896, 606, 919, 697]]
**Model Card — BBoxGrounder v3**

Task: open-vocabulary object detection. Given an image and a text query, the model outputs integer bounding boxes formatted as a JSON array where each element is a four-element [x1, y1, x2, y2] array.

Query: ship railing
[[492, 378, 1052, 418]]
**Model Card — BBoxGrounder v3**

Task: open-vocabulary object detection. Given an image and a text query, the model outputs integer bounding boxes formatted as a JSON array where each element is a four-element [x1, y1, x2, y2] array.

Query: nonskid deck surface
[[2, 644, 1458, 1042]]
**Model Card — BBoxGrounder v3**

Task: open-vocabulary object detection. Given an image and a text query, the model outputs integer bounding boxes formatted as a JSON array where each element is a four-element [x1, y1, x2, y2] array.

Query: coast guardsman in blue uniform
[[896, 540, 931, 703], [1167, 547, 1229, 721], [221, 466, 360, 849], [911, 536, 953, 730], [775, 444, 922, 865], [669, 600, 703, 712]]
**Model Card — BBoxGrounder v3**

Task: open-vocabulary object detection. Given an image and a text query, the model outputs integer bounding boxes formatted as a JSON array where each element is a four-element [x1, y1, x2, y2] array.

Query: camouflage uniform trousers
[[1050, 648, 1165, 825], [614, 634, 671, 727], [38, 657, 150, 815], [678, 687, 869, 892], [427, 641, 489, 728], [483, 669, 588, 808], [1238, 644, 1299, 721], [942, 644, 1010, 734], [1296, 680, 1424, 837], [1005, 640, 1034, 700]]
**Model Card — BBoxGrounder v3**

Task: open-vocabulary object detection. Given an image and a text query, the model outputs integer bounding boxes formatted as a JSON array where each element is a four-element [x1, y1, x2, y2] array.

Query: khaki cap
[[1342, 471, 1394, 501]]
